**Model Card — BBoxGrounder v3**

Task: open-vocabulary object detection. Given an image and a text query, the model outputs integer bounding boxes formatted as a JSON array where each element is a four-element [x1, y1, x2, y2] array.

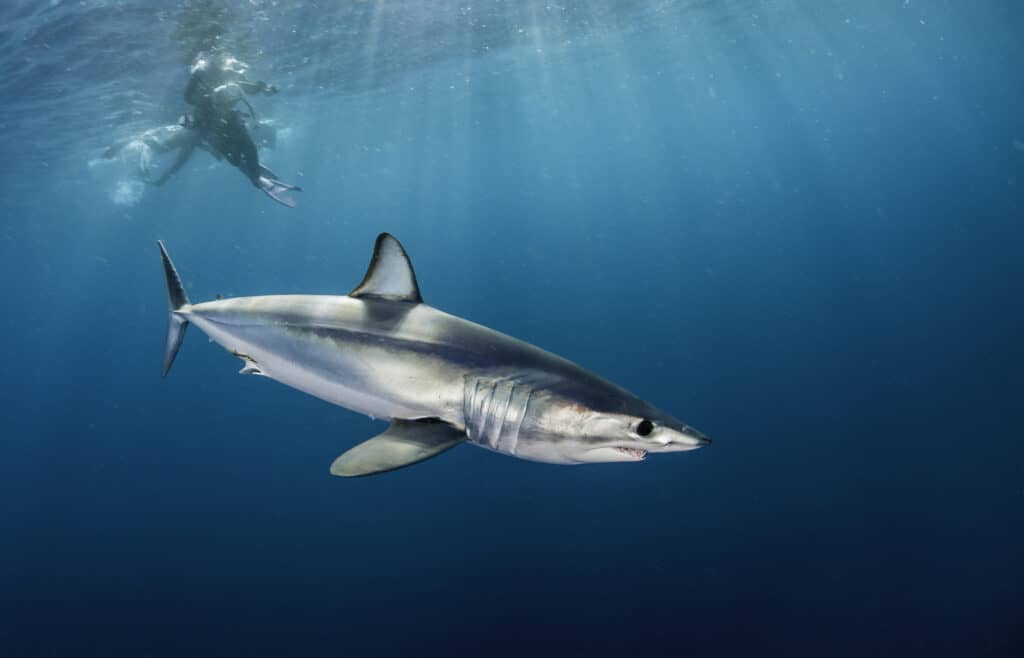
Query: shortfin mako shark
[[158, 233, 710, 477]]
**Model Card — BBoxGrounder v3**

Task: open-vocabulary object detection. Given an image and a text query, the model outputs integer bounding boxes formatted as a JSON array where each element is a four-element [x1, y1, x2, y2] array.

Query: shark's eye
[[636, 419, 655, 437]]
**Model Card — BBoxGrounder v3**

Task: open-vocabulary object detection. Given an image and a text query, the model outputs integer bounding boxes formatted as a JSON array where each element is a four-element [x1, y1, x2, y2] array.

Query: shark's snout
[[690, 430, 712, 447], [674, 427, 711, 451]]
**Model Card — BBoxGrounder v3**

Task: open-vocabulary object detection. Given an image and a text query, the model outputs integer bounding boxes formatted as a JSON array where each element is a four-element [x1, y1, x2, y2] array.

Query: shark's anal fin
[[349, 233, 422, 303], [330, 418, 463, 477], [232, 350, 265, 376]]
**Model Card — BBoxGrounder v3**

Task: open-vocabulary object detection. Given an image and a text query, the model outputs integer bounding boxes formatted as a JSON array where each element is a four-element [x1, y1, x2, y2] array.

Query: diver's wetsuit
[[194, 107, 261, 185], [126, 54, 299, 206], [184, 59, 269, 187]]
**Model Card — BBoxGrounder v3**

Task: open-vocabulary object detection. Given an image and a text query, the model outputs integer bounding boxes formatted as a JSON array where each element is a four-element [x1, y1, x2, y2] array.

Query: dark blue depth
[[0, 2, 1022, 657]]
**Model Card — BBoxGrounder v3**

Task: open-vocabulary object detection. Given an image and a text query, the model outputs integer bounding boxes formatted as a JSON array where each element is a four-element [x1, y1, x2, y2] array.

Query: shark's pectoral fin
[[330, 419, 464, 477]]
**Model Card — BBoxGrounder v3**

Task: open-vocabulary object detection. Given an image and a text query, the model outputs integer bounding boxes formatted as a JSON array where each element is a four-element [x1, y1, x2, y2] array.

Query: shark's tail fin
[[157, 241, 190, 377]]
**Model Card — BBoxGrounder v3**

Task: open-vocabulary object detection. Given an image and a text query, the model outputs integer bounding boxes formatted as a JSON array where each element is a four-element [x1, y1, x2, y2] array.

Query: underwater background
[[1, 1, 1022, 656]]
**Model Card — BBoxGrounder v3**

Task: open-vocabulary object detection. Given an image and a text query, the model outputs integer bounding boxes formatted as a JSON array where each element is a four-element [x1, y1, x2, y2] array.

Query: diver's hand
[[264, 83, 279, 96]]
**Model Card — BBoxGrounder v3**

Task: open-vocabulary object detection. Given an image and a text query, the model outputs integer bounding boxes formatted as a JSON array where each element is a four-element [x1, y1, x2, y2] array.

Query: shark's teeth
[[617, 447, 647, 460]]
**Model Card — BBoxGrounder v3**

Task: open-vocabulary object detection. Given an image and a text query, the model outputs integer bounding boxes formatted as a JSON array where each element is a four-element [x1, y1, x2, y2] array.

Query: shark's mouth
[[616, 447, 647, 460]]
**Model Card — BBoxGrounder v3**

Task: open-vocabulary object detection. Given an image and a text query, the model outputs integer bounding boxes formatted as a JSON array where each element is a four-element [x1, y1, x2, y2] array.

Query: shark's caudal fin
[[330, 419, 464, 477], [349, 233, 422, 303], [157, 241, 191, 377]]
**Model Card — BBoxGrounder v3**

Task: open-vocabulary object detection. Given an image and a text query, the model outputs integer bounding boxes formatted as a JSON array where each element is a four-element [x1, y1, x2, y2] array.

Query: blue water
[[2, 1, 1022, 656]]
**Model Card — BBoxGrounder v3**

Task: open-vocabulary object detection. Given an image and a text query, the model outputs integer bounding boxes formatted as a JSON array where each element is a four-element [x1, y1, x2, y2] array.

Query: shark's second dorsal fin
[[349, 233, 422, 303]]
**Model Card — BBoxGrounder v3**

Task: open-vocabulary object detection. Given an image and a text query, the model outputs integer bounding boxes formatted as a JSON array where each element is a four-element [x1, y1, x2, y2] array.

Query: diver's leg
[[218, 112, 301, 206], [223, 112, 262, 186], [148, 141, 197, 187], [240, 140, 261, 187]]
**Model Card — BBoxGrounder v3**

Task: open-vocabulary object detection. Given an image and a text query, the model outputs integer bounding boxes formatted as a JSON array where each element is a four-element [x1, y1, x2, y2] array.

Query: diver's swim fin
[[259, 165, 302, 190], [258, 175, 301, 208]]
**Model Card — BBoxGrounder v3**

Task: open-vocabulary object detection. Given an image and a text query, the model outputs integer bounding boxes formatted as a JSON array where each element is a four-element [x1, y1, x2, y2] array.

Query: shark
[[158, 233, 710, 477]]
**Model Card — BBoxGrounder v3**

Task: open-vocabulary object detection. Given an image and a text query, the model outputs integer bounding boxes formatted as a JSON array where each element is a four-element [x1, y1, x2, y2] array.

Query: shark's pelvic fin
[[349, 233, 423, 303], [158, 241, 191, 378], [330, 418, 464, 477]]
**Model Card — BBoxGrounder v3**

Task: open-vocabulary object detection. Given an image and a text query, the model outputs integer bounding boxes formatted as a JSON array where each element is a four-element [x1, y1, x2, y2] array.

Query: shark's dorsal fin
[[349, 233, 422, 303], [330, 418, 464, 477]]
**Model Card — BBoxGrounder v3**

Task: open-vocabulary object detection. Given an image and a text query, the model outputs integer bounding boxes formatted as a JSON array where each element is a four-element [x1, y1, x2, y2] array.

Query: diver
[[159, 51, 301, 207], [102, 123, 202, 181]]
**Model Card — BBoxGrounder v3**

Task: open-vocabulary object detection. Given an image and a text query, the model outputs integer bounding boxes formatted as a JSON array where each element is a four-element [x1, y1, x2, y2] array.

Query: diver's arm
[[238, 78, 278, 96], [148, 141, 196, 186], [184, 75, 198, 105], [184, 74, 205, 106]]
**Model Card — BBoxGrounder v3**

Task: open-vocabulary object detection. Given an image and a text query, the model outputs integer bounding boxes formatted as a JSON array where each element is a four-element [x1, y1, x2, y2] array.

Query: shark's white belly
[[190, 313, 466, 424]]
